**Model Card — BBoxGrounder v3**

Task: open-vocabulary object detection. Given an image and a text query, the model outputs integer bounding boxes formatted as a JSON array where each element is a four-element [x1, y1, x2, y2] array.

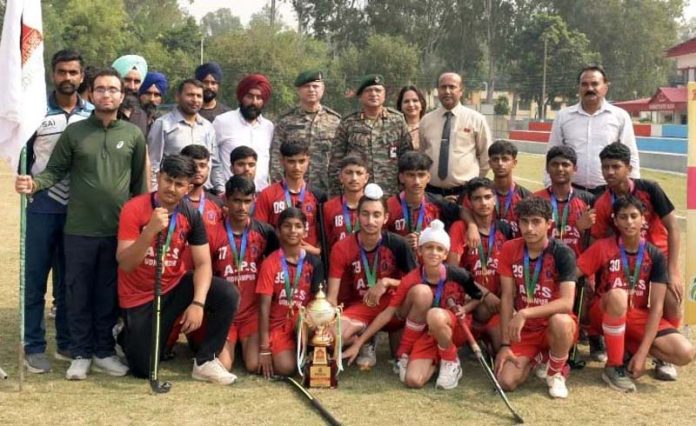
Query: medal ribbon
[[359, 236, 382, 288], [400, 192, 426, 233], [421, 264, 447, 307], [283, 181, 306, 209], [342, 196, 359, 233], [153, 194, 179, 267], [280, 249, 306, 307], [224, 219, 249, 271], [495, 184, 515, 219], [523, 246, 544, 303], [619, 238, 645, 307], [550, 189, 572, 240], [477, 223, 497, 273]]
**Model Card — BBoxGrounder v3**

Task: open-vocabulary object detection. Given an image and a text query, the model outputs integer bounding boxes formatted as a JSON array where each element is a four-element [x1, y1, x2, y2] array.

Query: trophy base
[[303, 346, 338, 388]]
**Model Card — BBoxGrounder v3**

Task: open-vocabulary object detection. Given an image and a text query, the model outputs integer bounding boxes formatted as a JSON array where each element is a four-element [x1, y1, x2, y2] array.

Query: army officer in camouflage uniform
[[329, 75, 412, 197], [270, 70, 341, 194]]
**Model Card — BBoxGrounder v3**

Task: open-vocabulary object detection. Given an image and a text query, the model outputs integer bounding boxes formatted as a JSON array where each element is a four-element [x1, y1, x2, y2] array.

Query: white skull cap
[[364, 183, 384, 200]]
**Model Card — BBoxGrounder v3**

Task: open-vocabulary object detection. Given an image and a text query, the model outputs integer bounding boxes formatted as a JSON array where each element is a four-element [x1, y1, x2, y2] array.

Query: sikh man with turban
[[195, 62, 231, 123], [138, 71, 168, 126], [111, 54, 149, 137], [214, 73, 274, 192]]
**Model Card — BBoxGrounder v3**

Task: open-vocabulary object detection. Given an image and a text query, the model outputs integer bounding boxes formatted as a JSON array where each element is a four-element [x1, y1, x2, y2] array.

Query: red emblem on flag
[[21, 23, 43, 66]]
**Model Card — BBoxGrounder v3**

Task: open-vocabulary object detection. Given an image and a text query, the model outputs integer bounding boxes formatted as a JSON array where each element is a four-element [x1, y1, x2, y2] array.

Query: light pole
[[541, 36, 548, 121]]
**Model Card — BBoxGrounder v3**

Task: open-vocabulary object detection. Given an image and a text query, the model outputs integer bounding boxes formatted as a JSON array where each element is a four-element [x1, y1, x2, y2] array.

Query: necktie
[[438, 111, 453, 180]]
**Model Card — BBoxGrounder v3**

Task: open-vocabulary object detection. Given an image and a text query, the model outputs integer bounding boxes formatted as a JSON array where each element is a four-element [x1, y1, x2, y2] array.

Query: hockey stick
[[18, 147, 27, 390], [273, 376, 342, 426], [447, 299, 524, 424], [568, 281, 586, 370], [149, 231, 171, 394]]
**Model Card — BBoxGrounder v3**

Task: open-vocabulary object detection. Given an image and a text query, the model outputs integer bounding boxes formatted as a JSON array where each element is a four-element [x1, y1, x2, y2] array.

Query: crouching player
[[495, 196, 577, 399], [344, 220, 483, 389], [577, 196, 695, 392], [117, 155, 239, 384], [328, 184, 417, 369], [256, 207, 324, 378]]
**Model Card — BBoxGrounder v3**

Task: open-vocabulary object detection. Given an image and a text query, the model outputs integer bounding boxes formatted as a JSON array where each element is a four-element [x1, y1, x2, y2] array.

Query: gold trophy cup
[[298, 285, 342, 388]]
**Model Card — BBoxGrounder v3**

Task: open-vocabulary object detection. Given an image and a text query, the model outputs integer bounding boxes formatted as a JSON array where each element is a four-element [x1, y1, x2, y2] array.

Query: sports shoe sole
[[191, 371, 237, 385], [24, 360, 51, 374], [91, 365, 128, 377], [601, 371, 636, 393], [655, 369, 678, 381], [65, 372, 88, 380]]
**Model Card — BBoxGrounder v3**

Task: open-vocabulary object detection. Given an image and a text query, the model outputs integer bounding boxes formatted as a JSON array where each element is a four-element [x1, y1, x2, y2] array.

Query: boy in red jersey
[[495, 196, 577, 399], [256, 207, 324, 378], [322, 153, 369, 250], [449, 177, 513, 349], [328, 184, 417, 370], [209, 176, 278, 371], [117, 155, 239, 385], [592, 143, 682, 378], [386, 151, 460, 251], [577, 196, 694, 392], [344, 220, 482, 390], [255, 140, 326, 255]]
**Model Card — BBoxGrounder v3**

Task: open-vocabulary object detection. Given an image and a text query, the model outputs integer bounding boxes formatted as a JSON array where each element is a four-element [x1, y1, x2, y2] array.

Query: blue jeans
[[24, 211, 70, 354], [64, 235, 118, 359]]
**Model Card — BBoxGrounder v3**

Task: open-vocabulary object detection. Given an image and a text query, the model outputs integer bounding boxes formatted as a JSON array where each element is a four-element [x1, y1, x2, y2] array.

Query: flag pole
[[18, 146, 27, 390]]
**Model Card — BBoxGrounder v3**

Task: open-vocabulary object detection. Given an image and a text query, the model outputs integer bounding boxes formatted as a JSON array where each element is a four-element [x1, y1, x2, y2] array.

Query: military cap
[[294, 69, 324, 87], [356, 74, 385, 96]]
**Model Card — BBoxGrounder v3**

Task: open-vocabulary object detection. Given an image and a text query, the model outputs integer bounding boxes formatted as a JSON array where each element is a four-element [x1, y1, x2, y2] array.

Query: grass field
[[0, 154, 694, 425]]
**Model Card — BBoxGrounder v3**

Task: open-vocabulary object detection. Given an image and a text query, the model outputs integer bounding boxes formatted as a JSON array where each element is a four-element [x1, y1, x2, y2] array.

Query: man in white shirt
[[419, 72, 492, 199], [214, 74, 274, 192], [546, 66, 639, 195]]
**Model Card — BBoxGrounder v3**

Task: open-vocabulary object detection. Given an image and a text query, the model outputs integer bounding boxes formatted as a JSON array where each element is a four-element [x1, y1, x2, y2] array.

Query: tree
[[200, 8, 243, 36], [508, 13, 600, 118]]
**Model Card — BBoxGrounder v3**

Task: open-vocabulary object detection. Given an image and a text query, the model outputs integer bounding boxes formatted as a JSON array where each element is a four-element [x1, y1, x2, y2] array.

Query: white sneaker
[[654, 359, 678, 381], [435, 359, 463, 390], [547, 373, 569, 399], [66, 357, 91, 380], [397, 354, 409, 383], [192, 357, 238, 385], [356, 341, 377, 370], [92, 355, 129, 377], [534, 361, 548, 380]]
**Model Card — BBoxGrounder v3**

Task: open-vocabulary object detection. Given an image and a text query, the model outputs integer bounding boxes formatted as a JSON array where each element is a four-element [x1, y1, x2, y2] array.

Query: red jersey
[[118, 193, 207, 309], [462, 182, 530, 238], [449, 219, 512, 295], [389, 264, 481, 309], [323, 195, 360, 248], [577, 237, 667, 309], [254, 181, 327, 246], [591, 179, 673, 256], [386, 193, 459, 236], [329, 232, 417, 302], [255, 250, 324, 330], [533, 187, 594, 256], [209, 219, 279, 324], [182, 191, 224, 270], [497, 238, 576, 331]]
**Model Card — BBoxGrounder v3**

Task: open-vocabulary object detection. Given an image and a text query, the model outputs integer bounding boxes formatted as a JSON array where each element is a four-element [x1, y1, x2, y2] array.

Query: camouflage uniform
[[329, 107, 413, 197], [270, 105, 341, 194]]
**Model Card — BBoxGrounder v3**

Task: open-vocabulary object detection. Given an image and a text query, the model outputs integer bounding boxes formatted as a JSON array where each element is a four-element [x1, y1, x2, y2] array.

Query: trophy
[[297, 284, 343, 388]]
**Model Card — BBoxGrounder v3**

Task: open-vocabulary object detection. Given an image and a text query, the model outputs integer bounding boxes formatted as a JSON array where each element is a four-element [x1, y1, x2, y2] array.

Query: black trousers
[[64, 235, 118, 358], [122, 273, 239, 378]]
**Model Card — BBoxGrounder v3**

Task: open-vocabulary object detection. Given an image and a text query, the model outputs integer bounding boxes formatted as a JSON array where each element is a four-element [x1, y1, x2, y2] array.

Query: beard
[[141, 102, 157, 117], [240, 103, 262, 121], [56, 81, 78, 96], [203, 89, 217, 103]]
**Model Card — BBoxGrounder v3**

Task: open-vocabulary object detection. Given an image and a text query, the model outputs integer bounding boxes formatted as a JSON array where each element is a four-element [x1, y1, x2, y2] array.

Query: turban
[[111, 55, 148, 80], [236, 74, 272, 104], [195, 62, 223, 82], [138, 72, 168, 97]]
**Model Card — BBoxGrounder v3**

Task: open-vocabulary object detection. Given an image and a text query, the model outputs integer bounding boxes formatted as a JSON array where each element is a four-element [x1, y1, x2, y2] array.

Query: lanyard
[[359, 235, 382, 288], [619, 238, 645, 308], [422, 264, 447, 307], [609, 179, 635, 206], [224, 219, 249, 271], [400, 192, 426, 233], [342, 196, 359, 233], [153, 194, 178, 265], [280, 249, 306, 306], [549, 189, 572, 240], [283, 181, 306, 209], [495, 184, 515, 219], [477, 222, 497, 273], [523, 245, 545, 304]]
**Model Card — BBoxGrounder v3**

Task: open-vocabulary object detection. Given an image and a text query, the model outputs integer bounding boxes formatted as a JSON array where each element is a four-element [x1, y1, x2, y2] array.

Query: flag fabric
[[0, 0, 46, 172]]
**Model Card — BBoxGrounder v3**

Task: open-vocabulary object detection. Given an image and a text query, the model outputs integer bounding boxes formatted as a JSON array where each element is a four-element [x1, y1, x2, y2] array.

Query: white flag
[[0, 0, 46, 172]]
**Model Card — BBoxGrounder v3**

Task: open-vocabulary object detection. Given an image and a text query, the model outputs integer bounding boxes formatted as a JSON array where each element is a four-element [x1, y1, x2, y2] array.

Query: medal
[[619, 238, 645, 309], [477, 222, 496, 287], [224, 219, 249, 273], [495, 184, 515, 219], [283, 180, 306, 209], [523, 246, 544, 306], [341, 196, 359, 233], [359, 235, 382, 288], [400, 192, 426, 233], [281, 249, 306, 315], [549, 188, 572, 240], [421, 264, 447, 307]]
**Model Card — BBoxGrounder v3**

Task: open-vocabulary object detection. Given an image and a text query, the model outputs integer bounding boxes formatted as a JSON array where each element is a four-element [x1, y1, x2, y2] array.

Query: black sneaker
[[589, 335, 607, 363]]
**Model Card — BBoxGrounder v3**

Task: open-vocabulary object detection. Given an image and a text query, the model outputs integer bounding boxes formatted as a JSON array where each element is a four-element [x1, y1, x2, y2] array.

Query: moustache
[[584, 91, 596, 96]]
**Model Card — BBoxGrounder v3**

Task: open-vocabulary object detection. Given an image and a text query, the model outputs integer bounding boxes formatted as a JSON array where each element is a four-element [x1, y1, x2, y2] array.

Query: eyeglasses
[[93, 87, 122, 95]]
